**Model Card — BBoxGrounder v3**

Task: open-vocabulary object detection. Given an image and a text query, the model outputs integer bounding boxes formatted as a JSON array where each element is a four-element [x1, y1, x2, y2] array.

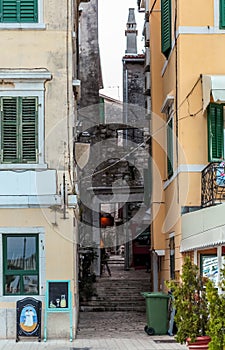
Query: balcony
[[202, 162, 225, 207]]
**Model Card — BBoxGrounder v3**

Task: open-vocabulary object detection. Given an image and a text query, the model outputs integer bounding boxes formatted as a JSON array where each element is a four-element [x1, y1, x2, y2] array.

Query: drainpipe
[[123, 60, 130, 270]]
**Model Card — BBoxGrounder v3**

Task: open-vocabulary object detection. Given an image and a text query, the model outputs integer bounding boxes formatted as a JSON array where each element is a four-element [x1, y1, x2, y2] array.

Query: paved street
[[0, 310, 187, 350], [0, 337, 187, 350], [0, 311, 187, 350]]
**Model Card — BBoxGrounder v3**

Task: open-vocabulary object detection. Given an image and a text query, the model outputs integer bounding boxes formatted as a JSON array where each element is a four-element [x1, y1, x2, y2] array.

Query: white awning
[[180, 225, 225, 252], [181, 203, 225, 252], [202, 74, 225, 112]]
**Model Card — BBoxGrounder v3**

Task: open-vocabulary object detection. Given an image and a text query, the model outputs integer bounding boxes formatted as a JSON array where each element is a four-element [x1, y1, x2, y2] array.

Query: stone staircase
[[79, 260, 151, 312]]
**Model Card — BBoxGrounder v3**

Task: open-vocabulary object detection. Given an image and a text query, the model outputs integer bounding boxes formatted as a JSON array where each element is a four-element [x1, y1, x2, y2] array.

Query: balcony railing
[[201, 162, 225, 207]]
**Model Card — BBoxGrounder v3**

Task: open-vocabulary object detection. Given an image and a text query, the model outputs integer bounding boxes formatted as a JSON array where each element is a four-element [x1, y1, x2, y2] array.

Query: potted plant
[[206, 266, 225, 350], [166, 256, 211, 349]]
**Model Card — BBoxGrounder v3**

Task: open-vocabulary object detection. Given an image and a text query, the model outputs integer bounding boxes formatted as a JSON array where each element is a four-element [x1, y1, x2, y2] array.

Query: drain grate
[[71, 348, 91, 350], [153, 339, 177, 343]]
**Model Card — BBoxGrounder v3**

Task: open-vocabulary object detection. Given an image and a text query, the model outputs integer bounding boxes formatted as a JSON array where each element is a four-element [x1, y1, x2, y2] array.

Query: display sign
[[48, 281, 69, 310], [44, 280, 73, 341], [16, 297, 42, 342], [201, 254, 225, 285]]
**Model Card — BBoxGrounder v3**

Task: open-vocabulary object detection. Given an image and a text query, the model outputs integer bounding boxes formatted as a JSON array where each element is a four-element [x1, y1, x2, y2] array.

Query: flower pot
[[186, 336, 211, 350]]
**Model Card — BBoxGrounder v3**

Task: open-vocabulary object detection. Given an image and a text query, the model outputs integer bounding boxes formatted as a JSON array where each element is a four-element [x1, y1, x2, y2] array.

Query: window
[[169, 236, 175, 280], [161, 0, 172, 58], [0, 0, 38, 23], [220, 0, 225, 29], [161, 95, 174, 178], [3, 234, 39, 295], [207, 103, 225, 162], [167, 117, 173, 178], [1, 97, 38, 163], [0, 69, 51, 169]]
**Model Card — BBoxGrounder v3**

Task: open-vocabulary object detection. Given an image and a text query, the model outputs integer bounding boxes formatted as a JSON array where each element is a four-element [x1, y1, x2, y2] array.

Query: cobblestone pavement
[[77, 311, 148, 339], [75, 311, 187, 349]]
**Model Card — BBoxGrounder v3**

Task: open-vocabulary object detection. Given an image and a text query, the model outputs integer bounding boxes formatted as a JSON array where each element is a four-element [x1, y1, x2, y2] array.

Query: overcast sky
[[98, 0, 144, 101]]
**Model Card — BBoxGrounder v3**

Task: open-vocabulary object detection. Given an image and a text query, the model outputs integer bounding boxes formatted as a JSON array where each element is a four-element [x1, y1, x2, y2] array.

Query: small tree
[[206, 266, 225, 350], [166, 256, 209, 344]]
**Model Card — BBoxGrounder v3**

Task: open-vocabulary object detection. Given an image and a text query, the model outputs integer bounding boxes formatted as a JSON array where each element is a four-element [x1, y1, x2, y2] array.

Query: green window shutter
[[161, 0, 172, 58], [21, 97, 38, 162], [220, 0, 225, 29], [20, 0, 38, 23], [167, 118, 173, 178], [0, 0, 38, 23], [207, 103, 224, 162], [1, 96, 38, 163], [1, 97, 18, 162], [0, 0, 18, 22]]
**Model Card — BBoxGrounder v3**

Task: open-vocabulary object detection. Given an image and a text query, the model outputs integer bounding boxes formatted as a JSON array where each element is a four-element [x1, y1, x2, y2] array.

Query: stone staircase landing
[[79, 255, 151, 312]]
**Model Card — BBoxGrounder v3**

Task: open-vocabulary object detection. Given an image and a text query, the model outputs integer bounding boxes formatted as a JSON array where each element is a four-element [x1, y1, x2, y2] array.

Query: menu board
[[44, 280, 72, 341], [47, 281, 69, 310]]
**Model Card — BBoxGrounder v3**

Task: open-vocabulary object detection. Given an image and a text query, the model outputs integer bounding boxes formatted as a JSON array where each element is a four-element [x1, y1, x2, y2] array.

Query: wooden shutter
[[167, 118, 173, 177], [21, 97, 38, 162], [1, 97, 18, 162], [220, 0, 225, 29], [1, 96, 38, 163], [161, 0, 172, 58], [0, 0, 18, 22], [0, 0, 38, 23], [207, 103, 224, 162], [20, 0, 38, 23]]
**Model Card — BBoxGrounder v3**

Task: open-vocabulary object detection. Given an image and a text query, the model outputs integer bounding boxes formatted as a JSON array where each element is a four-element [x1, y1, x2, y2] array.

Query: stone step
[[80, 297, 145, 304], [79, 265, 151, 313], [80, 305, 146, 312]]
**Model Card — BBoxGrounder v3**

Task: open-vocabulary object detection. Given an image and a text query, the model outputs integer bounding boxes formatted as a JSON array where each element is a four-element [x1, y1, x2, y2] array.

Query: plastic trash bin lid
[[141, 292, 169, 298]]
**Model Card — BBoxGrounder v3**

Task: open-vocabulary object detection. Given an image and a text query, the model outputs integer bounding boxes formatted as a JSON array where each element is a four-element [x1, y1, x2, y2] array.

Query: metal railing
[[201, 162, 225, 207]]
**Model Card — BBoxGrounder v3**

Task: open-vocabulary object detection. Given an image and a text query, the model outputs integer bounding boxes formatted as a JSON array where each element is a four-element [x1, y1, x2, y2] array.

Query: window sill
[[0, 23, 46, 30], [0, 295, 44, 302], [0, 163, 48, 170]]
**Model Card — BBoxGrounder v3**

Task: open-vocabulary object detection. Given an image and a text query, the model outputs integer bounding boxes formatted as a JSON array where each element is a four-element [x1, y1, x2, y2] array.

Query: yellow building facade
[[0, 0, 79, 339], [145, 0, 225, 290]]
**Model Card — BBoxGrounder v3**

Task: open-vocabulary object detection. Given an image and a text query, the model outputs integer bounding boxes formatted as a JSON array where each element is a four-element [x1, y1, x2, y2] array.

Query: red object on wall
[[100, 214, 114, 227]]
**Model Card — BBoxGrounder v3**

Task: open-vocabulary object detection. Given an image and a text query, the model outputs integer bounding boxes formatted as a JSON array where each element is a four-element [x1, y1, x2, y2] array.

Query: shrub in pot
[[166, 256, 210, 349]]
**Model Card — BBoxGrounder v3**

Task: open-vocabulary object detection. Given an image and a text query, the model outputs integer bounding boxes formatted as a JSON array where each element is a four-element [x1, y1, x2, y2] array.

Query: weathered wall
[[78, 0, 102, 108]]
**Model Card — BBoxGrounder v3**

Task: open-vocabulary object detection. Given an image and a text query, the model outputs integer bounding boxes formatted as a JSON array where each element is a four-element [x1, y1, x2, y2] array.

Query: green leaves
[[206, 272, 225, 350], [166, 256, 209, 344]]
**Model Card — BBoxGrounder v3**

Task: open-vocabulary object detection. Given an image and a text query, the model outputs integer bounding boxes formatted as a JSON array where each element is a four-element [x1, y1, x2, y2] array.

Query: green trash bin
[[141, 292, 169, 335]]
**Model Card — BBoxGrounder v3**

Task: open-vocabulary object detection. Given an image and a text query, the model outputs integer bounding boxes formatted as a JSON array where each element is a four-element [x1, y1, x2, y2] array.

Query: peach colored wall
[[178, 0, 214, 27]]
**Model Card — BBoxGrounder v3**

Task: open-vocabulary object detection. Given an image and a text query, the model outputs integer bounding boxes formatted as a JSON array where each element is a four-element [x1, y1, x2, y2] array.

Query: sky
[[98, 0, 145, 101]]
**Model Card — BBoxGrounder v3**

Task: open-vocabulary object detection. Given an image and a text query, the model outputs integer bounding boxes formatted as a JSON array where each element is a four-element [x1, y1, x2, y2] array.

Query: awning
[[180, 224, 225, 252], [202, 74, 225, 112]]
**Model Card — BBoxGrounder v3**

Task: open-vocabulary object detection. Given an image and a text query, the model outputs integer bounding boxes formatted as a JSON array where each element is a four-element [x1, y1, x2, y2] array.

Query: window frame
[[0, 227, 45, 299], [220, 0, 225, 29], [166, 105, 174, 179], [161, 0, 172, 59], [0, 0, 44, 29], [3, 234, 39, 296], [169, 234, 175, 280], [1, 96, 38, 164], [207, 102, 225, 162], [0, 69, 51, 170]]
